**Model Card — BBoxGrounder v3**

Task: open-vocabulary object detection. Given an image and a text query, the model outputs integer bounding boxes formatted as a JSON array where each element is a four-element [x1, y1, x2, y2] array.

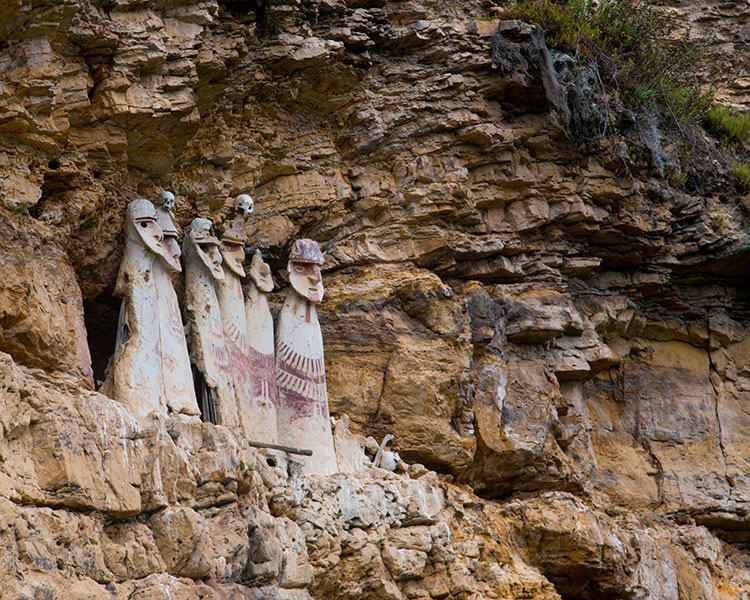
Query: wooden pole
[[247, 440, 313, 456]]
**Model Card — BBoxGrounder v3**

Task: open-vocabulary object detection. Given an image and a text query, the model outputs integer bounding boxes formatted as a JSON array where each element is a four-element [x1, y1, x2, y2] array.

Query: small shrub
[[497, 0, 599, 56], [731, 161, 750, 192], [709, 211, 726, 230], [605, 507, 627, 517], [705, 106, 750, 146], [498, 0, 710, 125]]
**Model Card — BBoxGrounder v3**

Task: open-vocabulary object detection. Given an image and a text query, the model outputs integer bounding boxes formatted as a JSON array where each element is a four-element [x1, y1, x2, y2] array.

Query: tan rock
[[149, 506, 212, 579], [0, 353, 141, 516], [244, 508, 288, 585], [398, 479, 444, 526], [590, 340, 730, 511], [386, 527, 433, 553], [503, 492, 635, 598], [505, 289, 582, 344], [0, 0, 749, 598], [381, 545, 428, 581], [102, 521, 165, 581], [128, 574, 219, 600], [0, 217, 92, 384], [324, 265, 476, 471], [462, 353, 581, 497]]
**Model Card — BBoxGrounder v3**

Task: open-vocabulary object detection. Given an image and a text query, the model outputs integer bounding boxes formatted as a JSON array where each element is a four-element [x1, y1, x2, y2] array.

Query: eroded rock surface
[[1, 351, 749, 599]]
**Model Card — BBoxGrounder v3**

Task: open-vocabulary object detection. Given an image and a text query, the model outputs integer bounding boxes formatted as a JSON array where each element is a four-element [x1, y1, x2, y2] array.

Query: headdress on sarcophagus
[[189, 218, 221, 245], [130, 198, 158, 222], [289, 239, 324, 265]]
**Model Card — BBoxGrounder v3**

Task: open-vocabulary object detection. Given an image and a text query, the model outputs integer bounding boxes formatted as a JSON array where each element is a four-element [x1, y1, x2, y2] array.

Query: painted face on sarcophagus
[[221, 240, 245, 277], [290, 262, 323, 302], [161, 231, 182, 271], [287, 239, 325, 303], [249, 249, 274, 293], [220, 214, 247, 278], [188, 218, 224, 281], [128, 199, 166, 257]]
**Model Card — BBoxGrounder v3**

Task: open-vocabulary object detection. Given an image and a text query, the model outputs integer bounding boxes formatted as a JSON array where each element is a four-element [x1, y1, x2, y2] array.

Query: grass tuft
[[705, 106, 750, 146], [731, 162, 750, 192]]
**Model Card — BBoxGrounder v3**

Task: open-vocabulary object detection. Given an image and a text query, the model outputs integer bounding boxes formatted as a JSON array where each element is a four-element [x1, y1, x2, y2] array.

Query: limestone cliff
[[1, 0, 750, 598]]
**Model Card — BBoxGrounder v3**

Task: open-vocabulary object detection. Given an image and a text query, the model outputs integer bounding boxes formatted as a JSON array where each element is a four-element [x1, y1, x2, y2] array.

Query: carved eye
[[295, 265, 305, 273], [140, 222, 148, 228]]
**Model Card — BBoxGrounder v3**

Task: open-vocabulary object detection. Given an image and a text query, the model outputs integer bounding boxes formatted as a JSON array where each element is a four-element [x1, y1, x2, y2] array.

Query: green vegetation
[[497, 0, 710, 124], [705, 106, 750, 146], [605, 507, 627, 517], [731, 161, 750, 192], [710, 211, 726, 230], [487, 0, 750, 195]]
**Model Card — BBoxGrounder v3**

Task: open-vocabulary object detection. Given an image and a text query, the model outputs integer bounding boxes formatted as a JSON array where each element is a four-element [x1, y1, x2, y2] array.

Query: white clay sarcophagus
[[103, 199, 171, 420], [215, 196, 259, 440], [275, 239, 338, 475], [183, 218, 239, 428], [244, 249, 279, 444], [154, 191, 200, 417]]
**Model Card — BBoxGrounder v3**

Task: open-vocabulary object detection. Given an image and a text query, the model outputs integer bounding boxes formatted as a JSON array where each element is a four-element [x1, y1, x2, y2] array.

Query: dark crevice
[[192, 365, 218, 424], [83, 294, 121, 386], [706, 312, 734, 499]]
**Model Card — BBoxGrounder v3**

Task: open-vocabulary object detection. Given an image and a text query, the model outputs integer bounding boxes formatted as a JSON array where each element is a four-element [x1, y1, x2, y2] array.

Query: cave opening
[[83, 294, 121, 387]]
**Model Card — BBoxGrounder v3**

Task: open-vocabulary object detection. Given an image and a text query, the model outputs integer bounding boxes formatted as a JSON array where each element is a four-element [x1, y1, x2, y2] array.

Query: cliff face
[[666, 0, 750, 109], [1, 0, 750, 598]]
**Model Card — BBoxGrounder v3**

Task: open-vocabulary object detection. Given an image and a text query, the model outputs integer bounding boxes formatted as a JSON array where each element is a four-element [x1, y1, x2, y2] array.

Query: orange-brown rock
[[0, 217, 92, 385]]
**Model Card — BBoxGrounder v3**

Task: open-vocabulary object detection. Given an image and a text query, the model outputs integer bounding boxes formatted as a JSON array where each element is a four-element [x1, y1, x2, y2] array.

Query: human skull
[[235, 194, 254, 216], [158, 191, 175, 212]]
